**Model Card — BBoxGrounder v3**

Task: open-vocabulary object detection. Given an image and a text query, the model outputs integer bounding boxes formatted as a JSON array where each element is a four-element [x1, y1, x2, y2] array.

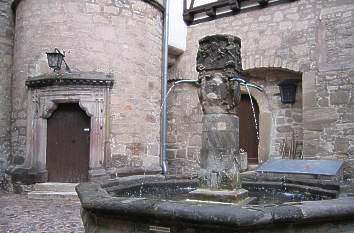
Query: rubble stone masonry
[[168, 0, 354, 177], [11, 0, 163, 175], [0, 0, 13, 174]]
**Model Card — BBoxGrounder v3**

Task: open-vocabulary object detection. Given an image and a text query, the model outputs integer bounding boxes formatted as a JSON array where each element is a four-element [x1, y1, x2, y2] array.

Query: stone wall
[[11, 0, 163, 175], [168, 0, 354, 176], [0, 0, 14, 174], [244, 68, 303, 160]]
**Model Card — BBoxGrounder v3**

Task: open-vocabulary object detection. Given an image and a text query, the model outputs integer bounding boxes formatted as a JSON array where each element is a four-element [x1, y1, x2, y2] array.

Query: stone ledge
[[114, 167, 162, 178], [25, 72, 114, 89], [33, 182, 78, 192], [168, 45, 185, 67], [242, 181, 338, 198], [6, 167, 48, 185], [28, 191, 78, 200]]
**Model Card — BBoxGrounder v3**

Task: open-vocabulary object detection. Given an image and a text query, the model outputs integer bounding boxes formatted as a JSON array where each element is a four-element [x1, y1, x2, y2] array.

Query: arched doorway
[[46, 103, 90, 183], [239, 94, 259, 165]]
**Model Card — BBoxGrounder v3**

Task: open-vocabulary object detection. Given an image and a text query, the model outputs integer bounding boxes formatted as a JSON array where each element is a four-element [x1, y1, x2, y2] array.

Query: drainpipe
[[161, 0, 170, 175]]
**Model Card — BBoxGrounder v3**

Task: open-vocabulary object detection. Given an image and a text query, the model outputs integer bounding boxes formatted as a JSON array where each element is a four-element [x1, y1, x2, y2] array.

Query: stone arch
[[37, 95, 106, 176], [41, 99, 95, 119], [10, 72, 114, 183], [41, 101, 58, 119], [240, 85, 272, 165], [242, 55, 302, 74], [242, 67, 303, 164]]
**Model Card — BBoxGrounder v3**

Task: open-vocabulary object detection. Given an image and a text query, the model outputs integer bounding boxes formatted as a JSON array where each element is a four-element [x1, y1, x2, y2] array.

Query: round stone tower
[[0, 0, 14, 174], [10, 0, 163, 183]]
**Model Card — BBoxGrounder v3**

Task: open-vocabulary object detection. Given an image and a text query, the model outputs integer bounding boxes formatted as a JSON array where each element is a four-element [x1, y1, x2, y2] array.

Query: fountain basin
[[76, 175, 354, 233]]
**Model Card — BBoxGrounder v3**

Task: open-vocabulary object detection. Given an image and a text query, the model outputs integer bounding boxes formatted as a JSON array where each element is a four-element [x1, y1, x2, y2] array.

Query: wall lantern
[[46, 48, 71, 72], [278, 79, 299, 104]]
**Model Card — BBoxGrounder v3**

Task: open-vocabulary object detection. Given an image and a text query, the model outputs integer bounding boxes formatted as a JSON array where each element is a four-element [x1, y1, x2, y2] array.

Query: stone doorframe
[[9, 72, 113, 184], [240, 86, 272, 165]]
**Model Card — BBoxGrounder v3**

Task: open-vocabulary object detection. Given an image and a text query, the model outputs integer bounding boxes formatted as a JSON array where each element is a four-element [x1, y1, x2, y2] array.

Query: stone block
[[330, 90, 350, 105], [187, 147, 199, 160], [348, 145, 354, 156], [302, 72, 317, 108], [334, 138, 349, 154], [188, 188, 248, 203], [85, 3, 101, 14], [127, 143, 145, 156], [343, 159, 354, 179], [303, 108, 337, 131], [13, 155, 24, 165], [349, 69, 354, 83], [147, 144, 159, 156], [292, 113, 303, 123], [188, 134, 201, 146], [276, 125, 292, 133], [273, 11, 284, 22], [0, 0, 12, 177], [176, 149, 186, 159], [166, 149, 176, 160], [129, 157, 143, 168], [112, 154, 129, 168]]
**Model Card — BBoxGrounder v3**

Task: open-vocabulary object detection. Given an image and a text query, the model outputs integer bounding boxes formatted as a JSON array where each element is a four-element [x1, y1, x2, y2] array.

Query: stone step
[[28, 191, 78, 200], [33, 182, 78, 192]]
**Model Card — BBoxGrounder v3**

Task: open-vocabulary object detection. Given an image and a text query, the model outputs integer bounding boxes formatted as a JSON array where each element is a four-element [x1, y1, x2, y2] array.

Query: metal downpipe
[[161, 0, 170, 175]]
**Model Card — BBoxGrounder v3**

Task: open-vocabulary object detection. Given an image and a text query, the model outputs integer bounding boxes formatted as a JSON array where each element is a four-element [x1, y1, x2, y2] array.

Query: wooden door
[[46, 103, 90, 183], [239, 95, 259, 164]]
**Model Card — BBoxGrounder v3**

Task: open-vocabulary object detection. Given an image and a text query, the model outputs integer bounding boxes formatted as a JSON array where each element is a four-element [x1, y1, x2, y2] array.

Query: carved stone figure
[[197, 35, 242, 115], [196, 34, 242, 72]]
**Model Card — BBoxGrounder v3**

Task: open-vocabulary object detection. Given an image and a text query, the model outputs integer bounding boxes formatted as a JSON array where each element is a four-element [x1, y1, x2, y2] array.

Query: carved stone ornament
[[26, 72, 114, 88], [196, 34, 242, 72], [198, 72, 240, 114], [9, 71, 113, 184], [197, 35, 242, 115]]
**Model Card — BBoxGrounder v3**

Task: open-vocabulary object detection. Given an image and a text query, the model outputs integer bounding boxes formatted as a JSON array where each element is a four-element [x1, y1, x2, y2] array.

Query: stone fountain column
[[197, 35, 243, 190]]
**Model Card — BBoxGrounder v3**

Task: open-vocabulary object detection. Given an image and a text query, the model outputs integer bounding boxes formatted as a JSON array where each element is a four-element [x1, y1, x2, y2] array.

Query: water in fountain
[[139, 169, 146, 198], [245, 84, 260, 141]]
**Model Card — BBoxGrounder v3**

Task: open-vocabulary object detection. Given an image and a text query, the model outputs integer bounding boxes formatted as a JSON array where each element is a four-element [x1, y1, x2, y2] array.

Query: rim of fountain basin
[[76, 175, 354, 231]]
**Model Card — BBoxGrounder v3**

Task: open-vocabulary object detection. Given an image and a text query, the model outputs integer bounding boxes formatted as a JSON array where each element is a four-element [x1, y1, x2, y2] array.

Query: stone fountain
[[188, 35, 248, 202], [76, 35, 354, 233]]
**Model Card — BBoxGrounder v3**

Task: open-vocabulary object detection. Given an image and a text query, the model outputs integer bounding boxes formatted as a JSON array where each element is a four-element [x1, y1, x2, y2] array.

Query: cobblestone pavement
[[0, 193, 85, 233]]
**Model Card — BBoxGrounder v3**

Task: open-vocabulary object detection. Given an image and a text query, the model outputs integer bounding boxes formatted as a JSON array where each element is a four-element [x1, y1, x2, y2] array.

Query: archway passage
[[239, 95, 259, 165], [46, 103, 90, 183]]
